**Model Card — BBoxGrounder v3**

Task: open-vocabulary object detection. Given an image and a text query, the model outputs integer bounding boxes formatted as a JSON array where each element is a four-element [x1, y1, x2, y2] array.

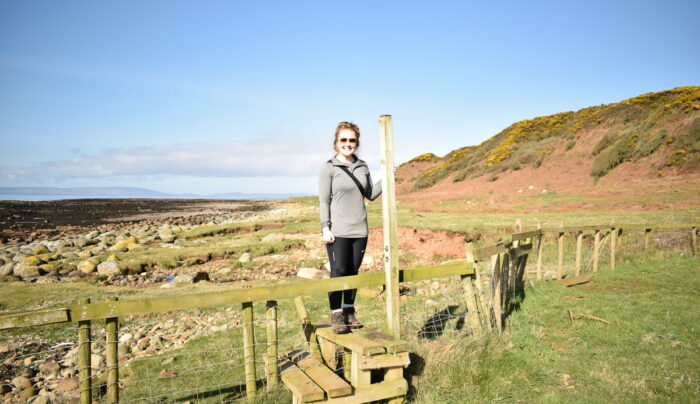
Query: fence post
[[575, 231, 583, 275], [78, 298, 92, 404], [691, 227, 697, 256], [105, 297, 119, 404], [242, 302, 256, 399], [610, 226, 617, 270], [265, 300, 278, 390], [491, 253, 503, 332], [593, 229, 601, 272], [557, 222, 565, 280], [462, 276, 483, 337], [645, 228, 652, 254], [379, 114, 400, 338], [536, 222, 543, 280]]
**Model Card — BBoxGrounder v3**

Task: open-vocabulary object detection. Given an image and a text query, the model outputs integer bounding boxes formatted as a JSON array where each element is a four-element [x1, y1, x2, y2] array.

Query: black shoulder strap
[[337, 165, 367, 197]]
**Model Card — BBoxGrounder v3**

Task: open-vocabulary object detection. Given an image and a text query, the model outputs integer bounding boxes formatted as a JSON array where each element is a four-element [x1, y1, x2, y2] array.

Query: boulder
[[158, 230, 176, 243], [77, 259, 97, 274], [261, 233, 285, 243], [238, 253, 251, 263], [39, 361, 61, 376], [14, 263, 40, 279], [0, 262, 14, 276], [296, 267, 329, 280], [32, 245, 50, 255], [97, 261, 121, 277]]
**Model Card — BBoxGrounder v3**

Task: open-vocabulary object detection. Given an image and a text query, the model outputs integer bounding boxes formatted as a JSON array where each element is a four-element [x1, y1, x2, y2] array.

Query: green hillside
[[412, 87, 700, 190]]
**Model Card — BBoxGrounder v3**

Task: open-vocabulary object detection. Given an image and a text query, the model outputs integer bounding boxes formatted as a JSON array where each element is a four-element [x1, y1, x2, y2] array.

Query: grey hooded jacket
[[319, 156, 382, 238]]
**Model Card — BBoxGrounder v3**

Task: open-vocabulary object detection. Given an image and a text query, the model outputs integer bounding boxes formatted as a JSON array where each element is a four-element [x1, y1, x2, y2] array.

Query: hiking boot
[[330, 311, 349, 334], [343, 307, 363, 329]]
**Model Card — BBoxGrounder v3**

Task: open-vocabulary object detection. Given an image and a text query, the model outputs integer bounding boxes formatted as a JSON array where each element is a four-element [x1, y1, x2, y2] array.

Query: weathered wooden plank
[[473, 243, 506, 262], [293, 296, 322, 361], [692, 227, 697, 256], [511, 229, 541, 241], [280, 356, 325, 403], [358, 352, 410, 370], [66, 264, 474, 323], [512, 243, 533, 258], [316, 327, 386, 356], [575, 231, 583, 276], [555, 273, 594, 287], [324, 378, 408, 404], [0, 308, 69, 330], [385, 366, 406, 404], [380, 114, 401, 337], [350, 351, 371, 387], [297, 356, 352, 398], [354, 328, 408, 353]]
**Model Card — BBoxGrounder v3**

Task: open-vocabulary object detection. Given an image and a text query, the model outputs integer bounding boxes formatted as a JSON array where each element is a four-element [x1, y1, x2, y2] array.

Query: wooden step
[[280, 355, 325, 403], [316, 326, 386, 356], [353, 328, 408, 354], [297, 356, 352, 398]]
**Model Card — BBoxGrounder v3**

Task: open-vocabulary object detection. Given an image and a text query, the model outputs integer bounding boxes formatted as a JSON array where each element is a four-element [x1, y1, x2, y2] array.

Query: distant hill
[[398, 86, 700, 195]]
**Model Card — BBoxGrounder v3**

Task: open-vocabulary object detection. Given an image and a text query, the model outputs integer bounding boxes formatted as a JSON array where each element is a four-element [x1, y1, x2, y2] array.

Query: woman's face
[[336, 128, 358, 158]]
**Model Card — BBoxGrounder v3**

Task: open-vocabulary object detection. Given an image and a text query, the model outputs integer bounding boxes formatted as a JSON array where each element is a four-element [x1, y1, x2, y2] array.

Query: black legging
[[326, 237, 368, 310]]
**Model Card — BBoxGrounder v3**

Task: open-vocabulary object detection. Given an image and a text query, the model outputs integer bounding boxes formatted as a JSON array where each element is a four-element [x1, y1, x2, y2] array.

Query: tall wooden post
[[557, 222, 565, 280], [78, 298, 92, 404], [610, 227, 617, 270], [105, 297, 119, 404], [691, 227, 697, 256], [574, 231, 583, 275], [593, 229, 601, 272], [265, 300, 279, 389], [242, 302, 257, 399], [380, 115, 400, 338]]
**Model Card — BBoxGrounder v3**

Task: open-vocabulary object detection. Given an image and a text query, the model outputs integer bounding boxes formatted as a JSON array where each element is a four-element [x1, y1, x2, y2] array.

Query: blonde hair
[[333, 121, 361, 152]]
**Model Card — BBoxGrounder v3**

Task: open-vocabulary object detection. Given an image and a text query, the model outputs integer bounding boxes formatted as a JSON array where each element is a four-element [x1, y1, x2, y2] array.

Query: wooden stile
[[78, 298, 92, 404], [105, 297, 119, 404]]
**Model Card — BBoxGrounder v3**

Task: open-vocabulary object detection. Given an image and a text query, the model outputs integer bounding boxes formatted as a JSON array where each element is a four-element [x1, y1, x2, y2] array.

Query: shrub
[[634, 129, 666, 157], [592, 133, 615, 156], [565, 140, 576, 151]]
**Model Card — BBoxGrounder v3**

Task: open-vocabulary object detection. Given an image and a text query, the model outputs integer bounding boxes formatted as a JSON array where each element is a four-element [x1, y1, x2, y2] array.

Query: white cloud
[[0, 139, 331, 182]]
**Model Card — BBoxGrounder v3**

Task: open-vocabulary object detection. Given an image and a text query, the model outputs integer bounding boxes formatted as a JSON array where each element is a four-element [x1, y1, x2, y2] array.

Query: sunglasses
[[339, 138, 357, 144]]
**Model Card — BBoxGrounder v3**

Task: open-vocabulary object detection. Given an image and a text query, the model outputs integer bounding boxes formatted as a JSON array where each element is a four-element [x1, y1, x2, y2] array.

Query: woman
[[319, 121, 382, 334]]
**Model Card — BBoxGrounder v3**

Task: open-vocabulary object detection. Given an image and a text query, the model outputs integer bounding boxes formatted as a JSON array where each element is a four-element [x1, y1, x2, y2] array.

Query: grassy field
[[409, 255, 699, 403]]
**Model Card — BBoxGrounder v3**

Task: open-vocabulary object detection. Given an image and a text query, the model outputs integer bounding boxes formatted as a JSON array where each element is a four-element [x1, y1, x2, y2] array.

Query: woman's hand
[[322, 227, 335, 244]]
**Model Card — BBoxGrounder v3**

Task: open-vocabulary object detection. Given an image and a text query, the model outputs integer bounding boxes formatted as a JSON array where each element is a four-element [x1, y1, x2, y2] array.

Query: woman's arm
[[319, 163, 333, 229], [366, 174, 382, 201]]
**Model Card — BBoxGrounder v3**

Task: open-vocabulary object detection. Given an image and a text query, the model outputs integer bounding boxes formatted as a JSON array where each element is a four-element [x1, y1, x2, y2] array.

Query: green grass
[[409, 256, 700, 403]]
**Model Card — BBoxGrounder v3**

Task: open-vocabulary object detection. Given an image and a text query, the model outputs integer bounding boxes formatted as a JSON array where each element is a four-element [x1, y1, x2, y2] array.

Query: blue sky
[[1, 0, 698, 195]]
